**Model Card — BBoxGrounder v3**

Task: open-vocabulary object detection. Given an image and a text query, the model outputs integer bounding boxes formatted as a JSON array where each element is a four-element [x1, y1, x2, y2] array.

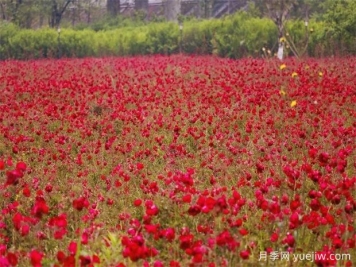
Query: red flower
[[63, 255, 75, 267], [169, 261, 180, 267], [56, 251, 66, 263], [49, 213, 67, 228], [5, 169, 23, 186], [29, 250, 43, 267], [20, 224, 30, 236], [45, 184, 53, 193], [54, 229, 67, 240], [12, 212, 23, 231], [23, 186, 31, 197], [188, 205, 201, 216], [270, 232, 279, 242], [310, 199, 321, 211], [182, 194, 192, 203], [32, 198, 49, 218], [162, 228, 175, 242], [68, 242, 77, 255], [7, 252, 18, 266], [16, 161, 27, 172], [0, 256, 10, 266], [145, 201, 159, 216], [133, 199, 142, 207], [239, 228, 249, 236], [179, 234, 194, 250], [318, 152, 330, 165], [79, 255, 91, 265], [73, 197, 89, 211], [240, 249, 250, 259], [81, 232, 89, 245], [136, 163, 144, 170], [283, 233, 295, 247], [289, 212, 300, 229], [0, 160, 5, 170]]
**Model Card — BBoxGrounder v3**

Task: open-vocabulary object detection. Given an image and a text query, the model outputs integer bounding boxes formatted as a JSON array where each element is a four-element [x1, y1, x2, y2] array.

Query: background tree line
[[0, 0, 353, 28], [0, 0, 354, 59]]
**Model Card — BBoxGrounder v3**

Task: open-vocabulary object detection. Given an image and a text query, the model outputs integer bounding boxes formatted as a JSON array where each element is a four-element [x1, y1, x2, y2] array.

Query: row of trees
[[1, 0, 354, 27], [0, 0, 354, 58], [0, 0, 87, 28], [0, 0, 180, 29]]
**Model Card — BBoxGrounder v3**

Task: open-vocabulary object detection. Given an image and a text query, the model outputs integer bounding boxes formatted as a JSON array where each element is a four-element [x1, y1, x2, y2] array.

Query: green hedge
[[212, 13, 277, 58], [0, 12, 354, 60]]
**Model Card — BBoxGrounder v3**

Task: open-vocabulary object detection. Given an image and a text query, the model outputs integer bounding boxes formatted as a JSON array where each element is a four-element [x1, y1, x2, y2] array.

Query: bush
[[6, 28, 57, 59], [146, 23, 179, 55], [0, 23, 20, 59], [182, 19, 219, 55], [0, 11, 354, 60], [212, 12, 277, 58], [58, 29, 96, 58]]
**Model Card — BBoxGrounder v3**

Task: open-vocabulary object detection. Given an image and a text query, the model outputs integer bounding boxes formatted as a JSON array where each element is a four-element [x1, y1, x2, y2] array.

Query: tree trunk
[[165, 0, 180, 22], [0, 3, 6, 20], [205, 0, 214, 18], [265, 0, 296, 60], [107, 0, 120, 16], [197, 0, 201, 18], [135, 0, 148, 11], [50, 0, 72, 28], [51, 2, 57, 28]]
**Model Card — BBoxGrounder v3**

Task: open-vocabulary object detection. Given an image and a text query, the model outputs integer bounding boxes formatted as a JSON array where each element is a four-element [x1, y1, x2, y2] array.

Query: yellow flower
[[280, 64, 286, 70], [279, 89, 286, 96], [291, 72, 298, 78], [318, 71, 323, 77], [290, 100, 297, 107], [280, 37, 286, 43]]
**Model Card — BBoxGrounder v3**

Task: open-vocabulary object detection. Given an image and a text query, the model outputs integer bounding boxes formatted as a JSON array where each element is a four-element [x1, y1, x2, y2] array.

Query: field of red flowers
[[0, 55, 355, 266]]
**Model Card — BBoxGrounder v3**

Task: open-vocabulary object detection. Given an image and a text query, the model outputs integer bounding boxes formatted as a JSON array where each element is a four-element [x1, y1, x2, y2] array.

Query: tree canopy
[[0, 0, 354, 49]]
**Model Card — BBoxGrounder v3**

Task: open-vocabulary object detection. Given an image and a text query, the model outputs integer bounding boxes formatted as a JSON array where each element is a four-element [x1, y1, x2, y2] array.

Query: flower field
[[0, 55, 355, 266]]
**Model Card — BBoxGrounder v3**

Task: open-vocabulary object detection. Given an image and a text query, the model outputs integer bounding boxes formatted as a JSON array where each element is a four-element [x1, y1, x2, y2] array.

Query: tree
[[323, 0, 356, 54], [107, 0, 120, 17], [50, 0, 73, 28], [264, 0, 297, 59], [0, 1, 5, 20], [282, 0, 326, 20], [205, 0, 215, 18], [265, 0, 296, 39], [79, 0, 105, 24], [251, 0, 326, 19], [0, 0, 26, 24], [0, 0, 50, 28], [165, 0, 180, 22], [324, 0, 356, 38]]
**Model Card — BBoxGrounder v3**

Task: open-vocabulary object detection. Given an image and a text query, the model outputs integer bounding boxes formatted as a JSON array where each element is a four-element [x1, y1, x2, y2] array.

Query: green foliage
[[307, 20, 329, 57], [88, 14, 147, 32], [98, 232, 125, 265], [284, 20, 308, 56], [125, 28, 149, 56], [0, 25, 58, 59], [246, 1, 263, 18], [322, 0, 356, 53], [182, 19, 219, 55], [146, 23, 179, 55], [0, 7, 355, 60], [59, 29, 96, 58], [213, 12, 277, 58], [0, 23, 19, 59]]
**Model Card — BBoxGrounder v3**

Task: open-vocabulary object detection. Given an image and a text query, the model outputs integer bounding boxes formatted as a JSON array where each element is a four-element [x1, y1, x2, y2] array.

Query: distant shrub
[[0, 12, 353, 60]]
